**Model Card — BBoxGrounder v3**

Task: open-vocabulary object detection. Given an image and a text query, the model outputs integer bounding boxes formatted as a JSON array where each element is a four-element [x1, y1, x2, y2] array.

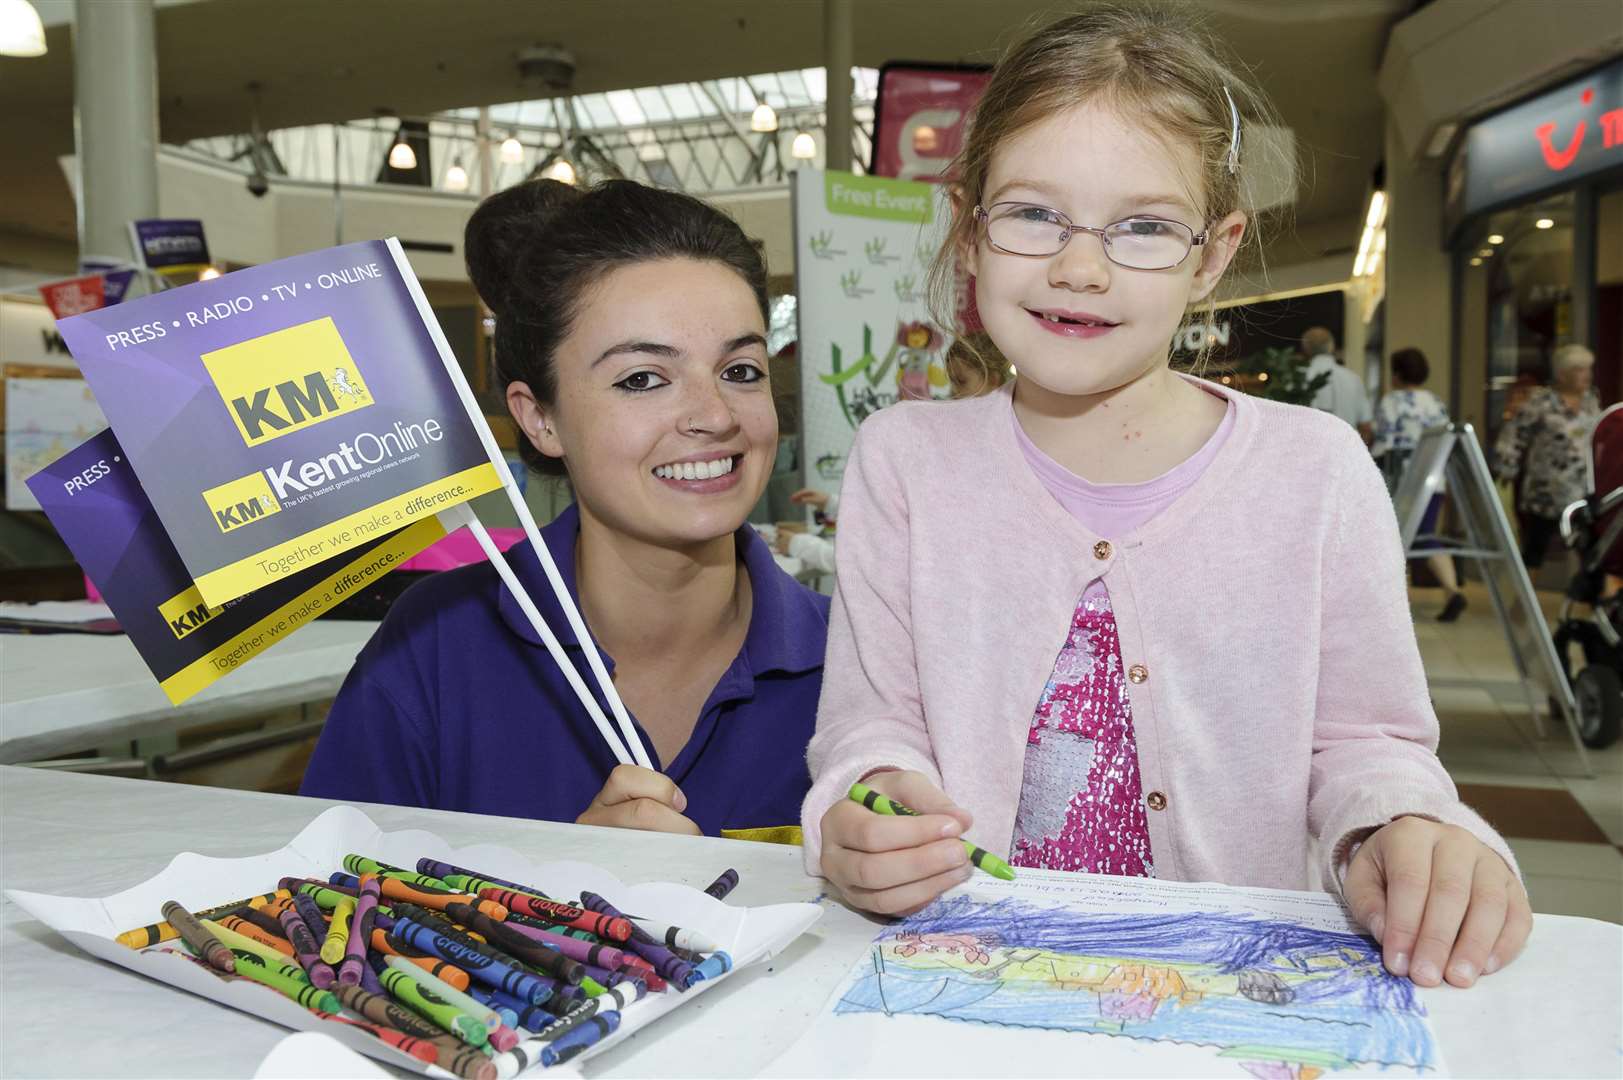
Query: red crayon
[[314, 1012, 437, 1065], [477, 888, 631, 941]]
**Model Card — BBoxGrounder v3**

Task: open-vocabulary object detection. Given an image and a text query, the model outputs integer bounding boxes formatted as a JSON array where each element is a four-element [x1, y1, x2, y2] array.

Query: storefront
[[1445, 58, 1623, 444]]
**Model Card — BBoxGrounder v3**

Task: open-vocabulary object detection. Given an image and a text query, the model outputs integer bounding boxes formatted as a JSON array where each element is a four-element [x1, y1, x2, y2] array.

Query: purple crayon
[[704, 868, 740, 900], [578, 891, 695, 988], [291, 894, 333, 951], [278, 904, 335, 988], [339, 873, 382, 986], [416, 858, 552, 899]]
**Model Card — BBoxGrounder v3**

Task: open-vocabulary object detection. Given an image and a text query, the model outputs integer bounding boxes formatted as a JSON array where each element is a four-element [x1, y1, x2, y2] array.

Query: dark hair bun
[[463, 178, 582, 318]]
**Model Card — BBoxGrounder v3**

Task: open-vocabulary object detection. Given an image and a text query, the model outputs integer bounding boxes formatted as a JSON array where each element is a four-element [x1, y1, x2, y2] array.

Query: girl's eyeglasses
[[974, 202, 1207, 271]]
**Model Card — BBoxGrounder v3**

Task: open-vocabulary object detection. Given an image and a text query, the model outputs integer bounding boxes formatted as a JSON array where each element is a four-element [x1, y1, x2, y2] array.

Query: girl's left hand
[[1344, 816, 1532, 988]]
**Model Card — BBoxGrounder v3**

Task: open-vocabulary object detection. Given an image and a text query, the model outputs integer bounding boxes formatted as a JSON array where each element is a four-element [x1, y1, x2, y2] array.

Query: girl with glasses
[[802, 3, 1527, 991]]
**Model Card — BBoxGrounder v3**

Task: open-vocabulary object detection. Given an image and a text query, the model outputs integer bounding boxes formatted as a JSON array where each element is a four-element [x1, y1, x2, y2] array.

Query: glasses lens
[[1104, 218, 1194, 270], [986, 204, 1069, 256]]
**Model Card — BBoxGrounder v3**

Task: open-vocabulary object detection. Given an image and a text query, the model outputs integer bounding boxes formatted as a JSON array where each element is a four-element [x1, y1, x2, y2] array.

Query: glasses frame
[[973, 201, 1209, 271]]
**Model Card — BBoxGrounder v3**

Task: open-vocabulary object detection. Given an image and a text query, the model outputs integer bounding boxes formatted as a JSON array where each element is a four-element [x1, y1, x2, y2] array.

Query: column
[[823, 0, 854, 173], [73, 0, 160, 270]]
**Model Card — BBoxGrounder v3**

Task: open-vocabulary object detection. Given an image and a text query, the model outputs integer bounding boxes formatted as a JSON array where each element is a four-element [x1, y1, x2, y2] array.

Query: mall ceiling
[[2, 0, 1408, 257]]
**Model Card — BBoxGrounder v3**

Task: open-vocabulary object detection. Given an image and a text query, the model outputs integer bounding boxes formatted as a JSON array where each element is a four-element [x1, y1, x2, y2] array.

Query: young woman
[[303, 179, 829, 838]]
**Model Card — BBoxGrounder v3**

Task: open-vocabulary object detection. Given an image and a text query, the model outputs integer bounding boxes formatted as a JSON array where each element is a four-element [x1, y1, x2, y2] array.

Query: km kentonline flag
[[28, 429, 445, 704], [56, 239, 502, 608]]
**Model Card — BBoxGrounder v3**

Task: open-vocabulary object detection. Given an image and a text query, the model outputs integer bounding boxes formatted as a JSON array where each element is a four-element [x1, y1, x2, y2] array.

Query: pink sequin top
[[1009, 399, 1233, 876]]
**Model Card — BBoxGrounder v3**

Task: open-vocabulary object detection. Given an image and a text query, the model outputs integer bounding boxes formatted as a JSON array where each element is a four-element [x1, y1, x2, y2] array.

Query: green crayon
[[343, 854, 454, 891], [847, 781, 1016, 881], [377, 960, 489, 1047], [295, 883, 360, 913], [226, 947, 340, 1014]]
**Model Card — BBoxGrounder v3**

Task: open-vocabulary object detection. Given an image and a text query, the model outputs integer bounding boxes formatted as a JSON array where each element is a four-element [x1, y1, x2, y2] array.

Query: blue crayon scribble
[[833, 896, 1437, 1076]]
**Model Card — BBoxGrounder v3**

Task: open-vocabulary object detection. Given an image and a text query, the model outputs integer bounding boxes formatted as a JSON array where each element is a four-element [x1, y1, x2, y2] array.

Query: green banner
[[824, 172, 933, 223]]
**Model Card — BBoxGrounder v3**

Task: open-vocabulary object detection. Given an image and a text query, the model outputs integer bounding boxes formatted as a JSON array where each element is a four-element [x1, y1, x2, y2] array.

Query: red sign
[[1448, 59, 1623, 233], [870, 63, 991, 183], [38, 275, 107, 320]]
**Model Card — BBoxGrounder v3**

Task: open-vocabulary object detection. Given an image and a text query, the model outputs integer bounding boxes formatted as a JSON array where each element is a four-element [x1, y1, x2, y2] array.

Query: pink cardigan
[[801, 379, 1517, 894]]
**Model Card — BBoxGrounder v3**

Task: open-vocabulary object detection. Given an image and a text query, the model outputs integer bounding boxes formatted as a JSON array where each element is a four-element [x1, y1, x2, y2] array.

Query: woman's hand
[[789, 488, 830, 511], [1344, 816, 1531, 988], [819, 769, 976, 916], [577, 764, 701, 835]]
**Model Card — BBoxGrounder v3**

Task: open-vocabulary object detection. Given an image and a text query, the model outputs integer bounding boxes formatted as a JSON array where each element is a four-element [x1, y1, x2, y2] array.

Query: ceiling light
[[1478, 248, 1493, 257], [791, 132, 817, 160], [1470, 257, 1483, 266], [750, 103, 779, 133], [1487, 233, 1504, 244], [388, 137, 417, 170], [1535, 217, 1554, 229], [445, 160, 469, 191], [1364, 190, 1387, 231], [541, 157, 576, 185], [199, 266, 222, 281], [0, 0, 47, 58], [500, 135, 524, 164]]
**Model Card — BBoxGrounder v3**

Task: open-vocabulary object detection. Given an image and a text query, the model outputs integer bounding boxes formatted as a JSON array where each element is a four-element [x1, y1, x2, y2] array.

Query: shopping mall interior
[[1, 2, 1620, 1074]]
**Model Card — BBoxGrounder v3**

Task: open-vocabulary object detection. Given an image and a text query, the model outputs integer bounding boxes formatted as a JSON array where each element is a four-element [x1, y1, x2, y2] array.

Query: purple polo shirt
[[300, 504, 830, 835]]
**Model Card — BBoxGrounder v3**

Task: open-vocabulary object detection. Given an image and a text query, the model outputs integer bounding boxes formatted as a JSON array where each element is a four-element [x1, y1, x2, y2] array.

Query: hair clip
[[1223, 86, 1242, 175]]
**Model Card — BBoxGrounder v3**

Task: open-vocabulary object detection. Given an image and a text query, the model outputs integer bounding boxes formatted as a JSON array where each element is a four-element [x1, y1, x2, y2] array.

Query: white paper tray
[[5, 805, 822, 1076]]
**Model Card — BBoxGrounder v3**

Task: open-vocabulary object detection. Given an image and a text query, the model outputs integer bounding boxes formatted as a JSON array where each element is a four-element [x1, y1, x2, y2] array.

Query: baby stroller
[[1552, 402, 1623, 748]]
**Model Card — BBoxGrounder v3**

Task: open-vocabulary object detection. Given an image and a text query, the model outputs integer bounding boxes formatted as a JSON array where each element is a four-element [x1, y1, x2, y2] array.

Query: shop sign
[[1447, 59, 1623, 229]]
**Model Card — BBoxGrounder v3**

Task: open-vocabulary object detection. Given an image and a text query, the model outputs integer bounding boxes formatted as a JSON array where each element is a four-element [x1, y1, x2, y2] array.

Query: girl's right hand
[[577, 764, 701, 835], [819, 769, 976, 916]]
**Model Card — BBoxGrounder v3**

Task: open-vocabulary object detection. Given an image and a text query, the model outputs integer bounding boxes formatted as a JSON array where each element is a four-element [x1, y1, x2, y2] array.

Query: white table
[[0, 620, 377, 764], [1, 768, 1617, 1078]]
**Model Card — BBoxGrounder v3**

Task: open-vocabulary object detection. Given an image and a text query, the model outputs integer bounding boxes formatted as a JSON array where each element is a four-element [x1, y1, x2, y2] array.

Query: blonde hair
[[1552, 343, 1595, 375], [927, 3, 1290, 368], [945, 333, 1010, 399]]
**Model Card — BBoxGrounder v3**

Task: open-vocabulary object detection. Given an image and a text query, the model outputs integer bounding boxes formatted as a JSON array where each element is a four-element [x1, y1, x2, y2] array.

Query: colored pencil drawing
[[833, 896, 1436, 1077]]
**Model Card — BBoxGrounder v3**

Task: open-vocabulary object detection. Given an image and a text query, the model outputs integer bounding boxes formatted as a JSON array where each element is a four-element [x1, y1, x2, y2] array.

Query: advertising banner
[[56, 239, 503, 607], [28, 429, 444, 704], [870, 63, 991, 182], [793, 169, 950, 488], [38, 275, 106, 320], [129, 219, 212, 284]]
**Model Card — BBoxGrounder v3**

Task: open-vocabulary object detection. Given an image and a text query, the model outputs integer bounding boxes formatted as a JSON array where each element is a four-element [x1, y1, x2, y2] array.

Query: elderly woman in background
[[1494, 344, 1602, 569]]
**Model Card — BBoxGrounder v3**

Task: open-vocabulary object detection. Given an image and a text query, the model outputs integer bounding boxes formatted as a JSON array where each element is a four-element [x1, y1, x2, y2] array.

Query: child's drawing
[[833, 895, 1436, 1076]]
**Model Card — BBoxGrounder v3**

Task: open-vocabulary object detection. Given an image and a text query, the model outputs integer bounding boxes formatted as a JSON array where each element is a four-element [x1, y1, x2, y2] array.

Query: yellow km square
[[202, 470, 282, 534], [202, 317, 372, 447]]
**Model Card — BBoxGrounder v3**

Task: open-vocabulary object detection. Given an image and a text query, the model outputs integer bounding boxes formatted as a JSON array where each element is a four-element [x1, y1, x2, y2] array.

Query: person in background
[[1303, 326, 1373, 445], [1494, 343, 1601, 570], [774, 338, 1009, 571], [1373, 347, 1467, 622]]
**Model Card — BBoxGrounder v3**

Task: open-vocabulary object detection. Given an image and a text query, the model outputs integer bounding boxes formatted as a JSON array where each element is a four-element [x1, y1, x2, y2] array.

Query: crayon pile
[[116, 856, 743, 1077]]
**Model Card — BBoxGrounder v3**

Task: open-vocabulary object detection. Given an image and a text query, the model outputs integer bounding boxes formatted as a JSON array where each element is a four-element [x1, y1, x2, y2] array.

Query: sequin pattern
[[1011, 582, 1154, 876]]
